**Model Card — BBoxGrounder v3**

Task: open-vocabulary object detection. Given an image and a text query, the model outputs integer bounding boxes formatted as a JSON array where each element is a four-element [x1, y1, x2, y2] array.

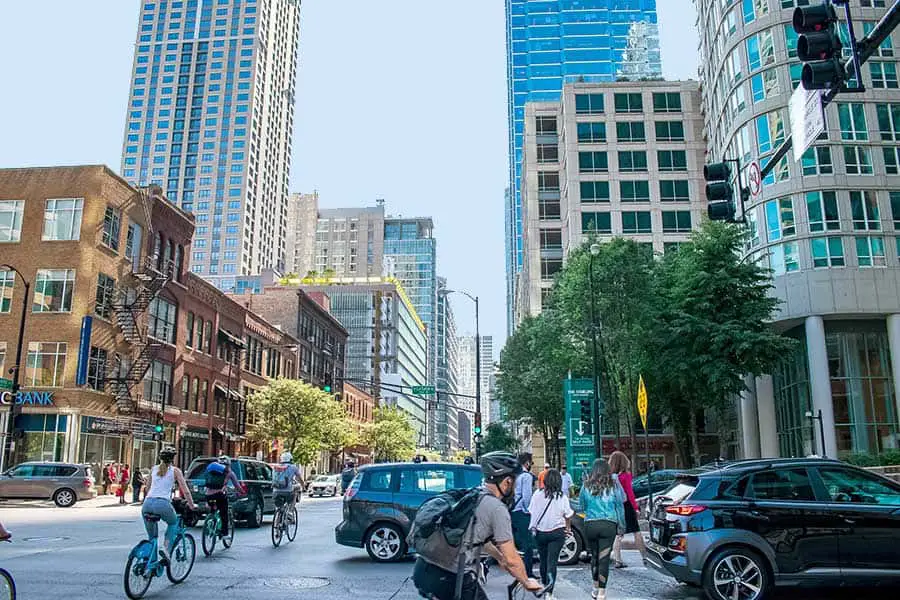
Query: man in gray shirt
[[511, 452, 536, 577]]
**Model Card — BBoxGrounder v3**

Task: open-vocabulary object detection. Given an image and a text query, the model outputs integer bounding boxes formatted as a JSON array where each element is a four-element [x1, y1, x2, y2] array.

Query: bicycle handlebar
[[507, 575, 553, 599]]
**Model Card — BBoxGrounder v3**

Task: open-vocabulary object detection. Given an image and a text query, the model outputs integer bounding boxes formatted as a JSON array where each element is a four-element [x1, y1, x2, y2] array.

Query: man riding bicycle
[[204, 456, 245, 537], [272, 451, 301, 509]]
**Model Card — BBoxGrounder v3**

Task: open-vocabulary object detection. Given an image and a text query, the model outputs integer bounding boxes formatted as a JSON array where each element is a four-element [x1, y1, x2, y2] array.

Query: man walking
[[511, 452, 536, 577], [560, 466, 574, 498]]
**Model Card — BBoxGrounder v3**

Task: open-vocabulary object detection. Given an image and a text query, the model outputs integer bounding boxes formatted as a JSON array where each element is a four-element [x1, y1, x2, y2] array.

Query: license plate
[[651, 525, 662, 542]]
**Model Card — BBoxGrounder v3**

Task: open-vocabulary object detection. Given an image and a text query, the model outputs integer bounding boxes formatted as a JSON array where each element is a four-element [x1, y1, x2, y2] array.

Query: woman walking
[[131, 467, 145, 504], [117, 464, 131, 504], [609, 451, 645, 567], [527, 468, 573, 600], [579, 459, 625, 600]]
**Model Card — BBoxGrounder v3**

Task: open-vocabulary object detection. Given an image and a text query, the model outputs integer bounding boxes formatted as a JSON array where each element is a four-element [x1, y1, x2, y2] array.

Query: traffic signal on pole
[[154, 424, 164, 434], [704, 162, 736, 222], [323, 384, 332, 393], [579, 396, 592, 425], [794, 3, 845, 90], [473, 412, 482, 437]]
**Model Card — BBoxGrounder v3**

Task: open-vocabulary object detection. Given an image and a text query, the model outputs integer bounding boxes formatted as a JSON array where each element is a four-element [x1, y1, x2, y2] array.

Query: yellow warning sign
[[637, 375, 648, 430]]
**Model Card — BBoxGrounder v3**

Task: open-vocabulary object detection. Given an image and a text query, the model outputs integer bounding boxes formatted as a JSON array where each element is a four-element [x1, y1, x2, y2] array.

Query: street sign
[[747, 161, 762, 198], [637, 375, 648, 430], [564, 378, 598, 485], [0, 378, 12, 391], [789, 84, 825, 160], [411, 385, 435, 395]]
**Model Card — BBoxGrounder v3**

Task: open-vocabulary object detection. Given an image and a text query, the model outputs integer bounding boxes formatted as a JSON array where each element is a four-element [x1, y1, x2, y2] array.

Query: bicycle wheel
[[0, 568, 15, 600], [271, 508, 284, 548], [123, 542, 154, 600], [222, 512, 235, 548], [166, 533, 196, 584], [285, 506, 299, 542], [201, 515, 218, 557]]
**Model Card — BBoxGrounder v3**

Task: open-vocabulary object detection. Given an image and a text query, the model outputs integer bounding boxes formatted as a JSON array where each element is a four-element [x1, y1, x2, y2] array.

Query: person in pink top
[[608, 451, 645, 567]]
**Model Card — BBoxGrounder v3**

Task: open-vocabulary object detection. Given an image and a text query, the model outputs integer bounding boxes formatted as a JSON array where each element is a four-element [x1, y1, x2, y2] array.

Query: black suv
[[644, 458, 900, 600], [335, 462, 482, 562], [185, 456, 277, 527]]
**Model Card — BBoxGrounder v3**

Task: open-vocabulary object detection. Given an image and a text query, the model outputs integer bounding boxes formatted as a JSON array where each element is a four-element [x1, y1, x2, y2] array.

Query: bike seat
[[144, 514, 162, 522]]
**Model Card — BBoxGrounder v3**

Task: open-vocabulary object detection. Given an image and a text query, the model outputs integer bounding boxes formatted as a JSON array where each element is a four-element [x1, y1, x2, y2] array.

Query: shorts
[[274, 490, 296, 508], [623, 501, 640, 534]]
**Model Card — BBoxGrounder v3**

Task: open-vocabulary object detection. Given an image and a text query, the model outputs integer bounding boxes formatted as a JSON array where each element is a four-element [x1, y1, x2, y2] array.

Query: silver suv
[[0, 462, 97, 507]]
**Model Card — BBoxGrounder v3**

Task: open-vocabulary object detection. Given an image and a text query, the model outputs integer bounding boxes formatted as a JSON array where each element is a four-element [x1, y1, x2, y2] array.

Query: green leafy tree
[[481, 423, 518, 454], [450, 449, 473, 463], [364, 406, 416, 462]]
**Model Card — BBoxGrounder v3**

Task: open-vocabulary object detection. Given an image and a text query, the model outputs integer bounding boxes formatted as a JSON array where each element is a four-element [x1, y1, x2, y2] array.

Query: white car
[[308, 474, 339, 497]]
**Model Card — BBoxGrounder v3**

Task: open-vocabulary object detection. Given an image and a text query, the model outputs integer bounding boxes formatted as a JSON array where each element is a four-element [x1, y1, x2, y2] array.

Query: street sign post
[[564, 378, 598, 485], [637, 374, 654, 510], [410, 385, 435, 395], [789, 84, 826, 160], [637, 376, 648, 431]]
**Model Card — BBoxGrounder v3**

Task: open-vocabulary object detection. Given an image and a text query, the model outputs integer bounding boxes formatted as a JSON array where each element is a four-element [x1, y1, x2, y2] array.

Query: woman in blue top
[[578, 459, 626, 600]]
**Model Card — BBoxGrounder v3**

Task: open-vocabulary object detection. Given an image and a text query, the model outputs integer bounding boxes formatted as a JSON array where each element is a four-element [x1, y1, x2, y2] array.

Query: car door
[[45, 465, 77, 498], [813, 466, 900, 575], [0, 465, 34, 498], [352, 468, 396, 533], [736, 467, 842, 577], [394, 467, 456, 535]]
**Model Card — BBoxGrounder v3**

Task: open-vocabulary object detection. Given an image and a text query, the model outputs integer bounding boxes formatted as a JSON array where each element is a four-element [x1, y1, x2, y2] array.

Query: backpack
[[408, 487, 487, 596], [204, 462, 227, 489], [273, 465, 293, 490]]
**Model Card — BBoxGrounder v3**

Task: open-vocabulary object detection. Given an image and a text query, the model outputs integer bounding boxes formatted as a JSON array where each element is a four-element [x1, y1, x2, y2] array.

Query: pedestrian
[[579, 459, 625, 600], [131, 466, 145, 504], [537, 463, 551, 489], [609, 450, 645, 566], [117, 464, 130, 504], [528, 468, 573, 600], [511, 452, 537, 578], [560, 466, 574, 498], [341, 462, 356, 494], [102, 463, 112, 495]]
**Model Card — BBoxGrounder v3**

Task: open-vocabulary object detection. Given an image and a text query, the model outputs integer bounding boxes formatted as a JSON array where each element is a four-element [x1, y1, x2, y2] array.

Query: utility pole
[[0, 264, 29, 472]]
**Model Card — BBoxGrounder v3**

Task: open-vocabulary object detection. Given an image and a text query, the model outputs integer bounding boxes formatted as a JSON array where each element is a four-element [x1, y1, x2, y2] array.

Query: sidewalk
[[0, 495, 142, 510]]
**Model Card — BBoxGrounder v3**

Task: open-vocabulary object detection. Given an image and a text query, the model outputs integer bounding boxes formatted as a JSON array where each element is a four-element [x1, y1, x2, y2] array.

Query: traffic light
[[152, 423, 164, 442], [154, 424, 164, 434], [473, 412, 482, 437], [704, 162, 736, 222], [323, 385, 332, 393], [794, 3, 845, 90]]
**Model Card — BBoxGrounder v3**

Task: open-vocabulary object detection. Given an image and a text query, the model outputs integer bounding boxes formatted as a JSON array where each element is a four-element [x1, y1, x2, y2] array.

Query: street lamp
[[805, 409, 827, 458], [587, 245, 603, 457], [440, 289, 481, 459], [0, 264, 30, 472]]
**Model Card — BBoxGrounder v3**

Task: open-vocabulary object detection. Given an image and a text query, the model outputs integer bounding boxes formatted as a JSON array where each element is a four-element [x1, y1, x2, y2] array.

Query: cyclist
[[272, 451, 301, 510], [412, 451, 542, 600], [142, 446, 196, 562], [204, 455, 245, 538]]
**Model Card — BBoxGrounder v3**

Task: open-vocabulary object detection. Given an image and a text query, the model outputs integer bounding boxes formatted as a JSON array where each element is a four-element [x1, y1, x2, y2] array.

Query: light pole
[[1, 264, 30, 472], [587, 245, 603, 457], [440, 289, 481, 459]]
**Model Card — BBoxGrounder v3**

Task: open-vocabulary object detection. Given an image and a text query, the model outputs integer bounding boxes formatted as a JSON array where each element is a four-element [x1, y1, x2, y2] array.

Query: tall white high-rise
[[121, 0, 301, 291]]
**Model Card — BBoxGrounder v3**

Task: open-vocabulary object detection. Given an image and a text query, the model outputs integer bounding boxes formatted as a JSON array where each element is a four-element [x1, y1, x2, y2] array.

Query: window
[[575, 94, 604, 115], [660, 180, 690, 202], [191, 377, 199, 412], [125, 222, 143, 270], [806, 191, 840, 232], [622, 211, 652, 234], [657, 150, 687, 172], [538, 172, 559, 191], [539, 196, 560, 219], [818, 468, 900, 505], [94, 273, 116, 320], [756, 111, 786, 154], [744, 0, 769, 23], [204, 320, 212, 354], [812, 237, 845, 268], [536, 115, 557, 135], [399, 469, 455, 494], [662, 211, 692, 233], [181, 376, 189, 409], [620, 181, 650, 202], [186, 312, 195, 347], [540, 258, 562, 280], [784, 24, 799, 58], [746, 29, 775, 71], [747, 469, 815, 501], [539, 229, 562, 249], [870, 62, 899, 89], [618, 151, 648, 172], [200, 380, 209, 414], [766, 197, 795, 241], [101, 206, 122, 251], [536, 143, 558, 163], [148, 297, 177, 343], [655, 121, 685, 141], [196, 318, 205, 352], [576, 122, 606, 143], [0, 270, 13, 313], [42, 198, 84, 241], [580, 181, 610, 202], [751, 69, 780, 103], [144, 359, 173, 406], [856, 236, 886, 267], [616, 121, 646, 142], [33, 269, 75, 313], [578, 151, 608, 173], [0, 200, 24, 242], [614, 93, 643, 113], [876, 104, 900, 140], [653, 92, 681, 113], [844, 146, 874, 174], [771, 242, 800, 274], [362, 470, 393, 492], [25, 342, 67, 387], [86, 347, 108, 391], [891, 191, 900, 228], [581, 212, 612, 234], [884, 147, 900, 174], [801, 146, 833, 175], [837, 103, 868, 141], [850, 190, 880, 230]]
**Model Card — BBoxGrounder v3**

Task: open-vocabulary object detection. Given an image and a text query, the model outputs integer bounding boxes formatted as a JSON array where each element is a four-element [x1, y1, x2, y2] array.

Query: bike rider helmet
[[280, 451, 293, 464], [159, 446, 177, 463], [480, 451, 523, 483], [218, 455, 232, 467]]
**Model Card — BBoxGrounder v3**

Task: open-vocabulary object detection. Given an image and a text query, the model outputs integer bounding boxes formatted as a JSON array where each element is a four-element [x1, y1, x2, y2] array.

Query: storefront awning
[[217, 329, 246, 349], [214, 383, 244, 401]]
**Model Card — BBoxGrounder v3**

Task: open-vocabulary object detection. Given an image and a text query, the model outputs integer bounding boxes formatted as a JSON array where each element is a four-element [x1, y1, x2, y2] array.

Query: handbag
[[529, 493, 554, 534]]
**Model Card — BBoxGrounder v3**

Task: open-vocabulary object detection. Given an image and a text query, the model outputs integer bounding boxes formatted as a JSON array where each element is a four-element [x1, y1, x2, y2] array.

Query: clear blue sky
[[0, 0, 698, 350]]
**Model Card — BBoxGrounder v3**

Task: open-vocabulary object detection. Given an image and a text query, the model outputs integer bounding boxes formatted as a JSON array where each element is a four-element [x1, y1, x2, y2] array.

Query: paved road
[[0, 494, 888, 599]]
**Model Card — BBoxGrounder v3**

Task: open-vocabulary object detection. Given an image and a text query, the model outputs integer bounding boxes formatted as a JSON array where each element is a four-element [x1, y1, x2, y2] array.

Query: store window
[[13, 414, 67, 464]]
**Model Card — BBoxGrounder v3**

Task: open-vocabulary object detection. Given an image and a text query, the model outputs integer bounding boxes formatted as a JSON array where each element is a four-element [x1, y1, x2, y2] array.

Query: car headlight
[[192, 484, 199, 492]]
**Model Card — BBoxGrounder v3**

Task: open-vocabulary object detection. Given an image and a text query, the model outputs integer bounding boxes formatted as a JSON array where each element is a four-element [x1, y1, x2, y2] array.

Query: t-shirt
[[273, 464, 299, 490], [560, 472, 574, 495], [527, 489, 574, 532], [465, 492, 514, 572]]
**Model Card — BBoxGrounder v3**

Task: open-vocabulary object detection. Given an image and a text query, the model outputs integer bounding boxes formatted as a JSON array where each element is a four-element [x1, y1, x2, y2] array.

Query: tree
[[364, 406, 416, 462], [450, 449, 473, 463], [481, 423, 518, 454], [415, 448, 442, 462], [246, 378, 355, 465]]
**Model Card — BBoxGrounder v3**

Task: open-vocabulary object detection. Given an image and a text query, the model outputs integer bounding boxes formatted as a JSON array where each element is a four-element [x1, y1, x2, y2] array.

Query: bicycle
[[201, 494, 235, 556], [270, 491, 299, 547], [507, 575, 553, 600], [124, 503, 196, 599], [0, 567, 13, 600]]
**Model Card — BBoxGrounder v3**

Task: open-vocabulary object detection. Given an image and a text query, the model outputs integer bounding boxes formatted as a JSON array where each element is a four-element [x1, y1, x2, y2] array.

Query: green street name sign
[[564, 377, 598, 485], [0, 378, 12, 391], [411, 385, 435, 395]]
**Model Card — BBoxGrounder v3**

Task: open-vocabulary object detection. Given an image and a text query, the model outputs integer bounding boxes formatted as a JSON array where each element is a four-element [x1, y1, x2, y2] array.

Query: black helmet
[[159, 446, 176, 463], [480, 451, 522, 481]]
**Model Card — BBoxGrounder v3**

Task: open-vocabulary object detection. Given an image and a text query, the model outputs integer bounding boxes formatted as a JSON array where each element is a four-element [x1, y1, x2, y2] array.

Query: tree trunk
[[552, 425, 562, 467], [689, 405, 702, 467]]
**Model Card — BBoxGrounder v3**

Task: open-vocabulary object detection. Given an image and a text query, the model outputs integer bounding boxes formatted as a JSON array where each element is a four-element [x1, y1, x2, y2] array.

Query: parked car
[[0, 462, 97, 507], [308, 474, 340, 497], [335, 462, 483, 562], [644, 457, 900, 600], [633, 469, 680, 517], [185, 456, 276, 527]]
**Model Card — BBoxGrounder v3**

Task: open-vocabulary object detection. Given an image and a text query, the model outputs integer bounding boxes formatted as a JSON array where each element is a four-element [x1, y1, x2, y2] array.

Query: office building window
[[616, 121, 645, 142], [0, 270, 13, 313], [42, 198, 83, 241], [538, 171, 559, 191], [662, 211, 692, 233], [891, 191, 900, 228], [655, 121, 685, 141], [851, 190, 881, 230], [581, 212, 612, 234], [577, 122, 606, 143], [620, 181, 650, 202], [660, 180, 690, 202], [801, 146, 833, 175], [653, 92, 682, 113], [580, 181, 609, 203], [575, 94, 604, 115], [539, 197, 560, 219], [844, 146, 874, 174], [856, 236, 886, 266], [770, 242, 800, 275], [811, 237, 845, 268], [618, 151, 648, 172], [0, 200, 24, 243], [884, 147, 900, 174], [25, 342, 67, 387], [539, 229, 562, 250], [837, 103, 868, 141], [102, 206, 122, 251], [87, 347, 108, 391], [148, 297, 177, 343], [95, 273, 116, 320], [657, 150, 687, 172], [746, 29, 775, 71], [766, 197, 795, 241], [536, 143, 558, 163], [870, 62, 899, 88], [578, 151, 608, 173], [806, 191, 840, 232], [876, 104, 900, 140], [614, 93, 643, 113], [536, 116, 557, 135], [33, 269, 75, 313], [540, 258, 562, 280], [622, 211, 652, 234]]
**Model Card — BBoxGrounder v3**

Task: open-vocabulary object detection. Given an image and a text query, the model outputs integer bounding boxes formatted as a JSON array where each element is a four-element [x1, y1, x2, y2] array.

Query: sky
[[0, 0, 699, 352]]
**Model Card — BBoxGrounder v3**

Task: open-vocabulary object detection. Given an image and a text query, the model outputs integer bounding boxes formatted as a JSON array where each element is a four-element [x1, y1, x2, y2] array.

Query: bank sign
[[0, 391, 55, 406]]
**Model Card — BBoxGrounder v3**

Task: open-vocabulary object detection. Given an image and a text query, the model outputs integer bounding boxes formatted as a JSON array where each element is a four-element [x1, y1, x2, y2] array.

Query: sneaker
[[158, 547, 171, 564]]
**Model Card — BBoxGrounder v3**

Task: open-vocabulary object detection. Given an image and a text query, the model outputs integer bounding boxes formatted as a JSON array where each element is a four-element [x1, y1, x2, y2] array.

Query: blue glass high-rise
[[505, 0, 661, 329]]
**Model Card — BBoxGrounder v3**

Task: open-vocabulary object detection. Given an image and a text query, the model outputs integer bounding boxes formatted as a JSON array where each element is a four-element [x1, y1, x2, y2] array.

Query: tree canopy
[[364, 406, 417, 462]]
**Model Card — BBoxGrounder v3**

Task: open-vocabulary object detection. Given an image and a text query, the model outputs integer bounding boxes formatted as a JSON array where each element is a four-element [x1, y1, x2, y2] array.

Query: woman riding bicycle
[[142, 447, 196, 563]]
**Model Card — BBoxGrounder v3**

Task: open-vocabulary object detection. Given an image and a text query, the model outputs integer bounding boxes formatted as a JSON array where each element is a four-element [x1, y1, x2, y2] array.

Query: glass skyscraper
[[121, 0, 300, 292], [505, 0, 661, 328]]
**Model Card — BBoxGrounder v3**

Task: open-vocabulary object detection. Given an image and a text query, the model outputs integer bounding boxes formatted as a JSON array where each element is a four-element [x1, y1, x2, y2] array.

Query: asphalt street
[[0, 495, 888, 599]]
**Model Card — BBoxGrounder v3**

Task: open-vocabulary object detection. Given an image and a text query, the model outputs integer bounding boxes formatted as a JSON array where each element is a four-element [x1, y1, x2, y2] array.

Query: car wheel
[[558, 529, 583, 566], [703, 547, 770, 600], [245, 496, 264, 528], [53, 488, 77, 507], [365, 523, 406, 563]]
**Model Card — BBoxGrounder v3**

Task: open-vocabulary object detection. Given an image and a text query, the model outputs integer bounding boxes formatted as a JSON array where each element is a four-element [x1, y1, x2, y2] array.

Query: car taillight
[[83, 479, 92, 488], [345, 487, 357, 499], [668, 535, 688, 553], [665, 504, 707, 516]]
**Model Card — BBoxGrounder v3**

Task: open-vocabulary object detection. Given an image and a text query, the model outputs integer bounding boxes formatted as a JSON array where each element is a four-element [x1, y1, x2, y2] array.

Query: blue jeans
[[142, 497, 178, 550]]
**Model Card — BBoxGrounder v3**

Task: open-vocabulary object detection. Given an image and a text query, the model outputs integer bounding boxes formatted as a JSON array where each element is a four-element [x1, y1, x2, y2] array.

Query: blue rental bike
[[124, 499, 197, 599]]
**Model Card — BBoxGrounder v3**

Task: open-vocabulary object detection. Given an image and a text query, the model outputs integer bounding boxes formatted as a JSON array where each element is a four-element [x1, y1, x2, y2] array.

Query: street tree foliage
[[481, 423, 518, 454], [364, 406, 417, 462], [450, 449, 473, 463], [247, 378, 357, 465]]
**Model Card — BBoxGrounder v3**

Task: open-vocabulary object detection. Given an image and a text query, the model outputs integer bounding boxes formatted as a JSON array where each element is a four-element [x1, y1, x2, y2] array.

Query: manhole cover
[[262, 577, 330, 590], [22, 536, 69, 542]]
